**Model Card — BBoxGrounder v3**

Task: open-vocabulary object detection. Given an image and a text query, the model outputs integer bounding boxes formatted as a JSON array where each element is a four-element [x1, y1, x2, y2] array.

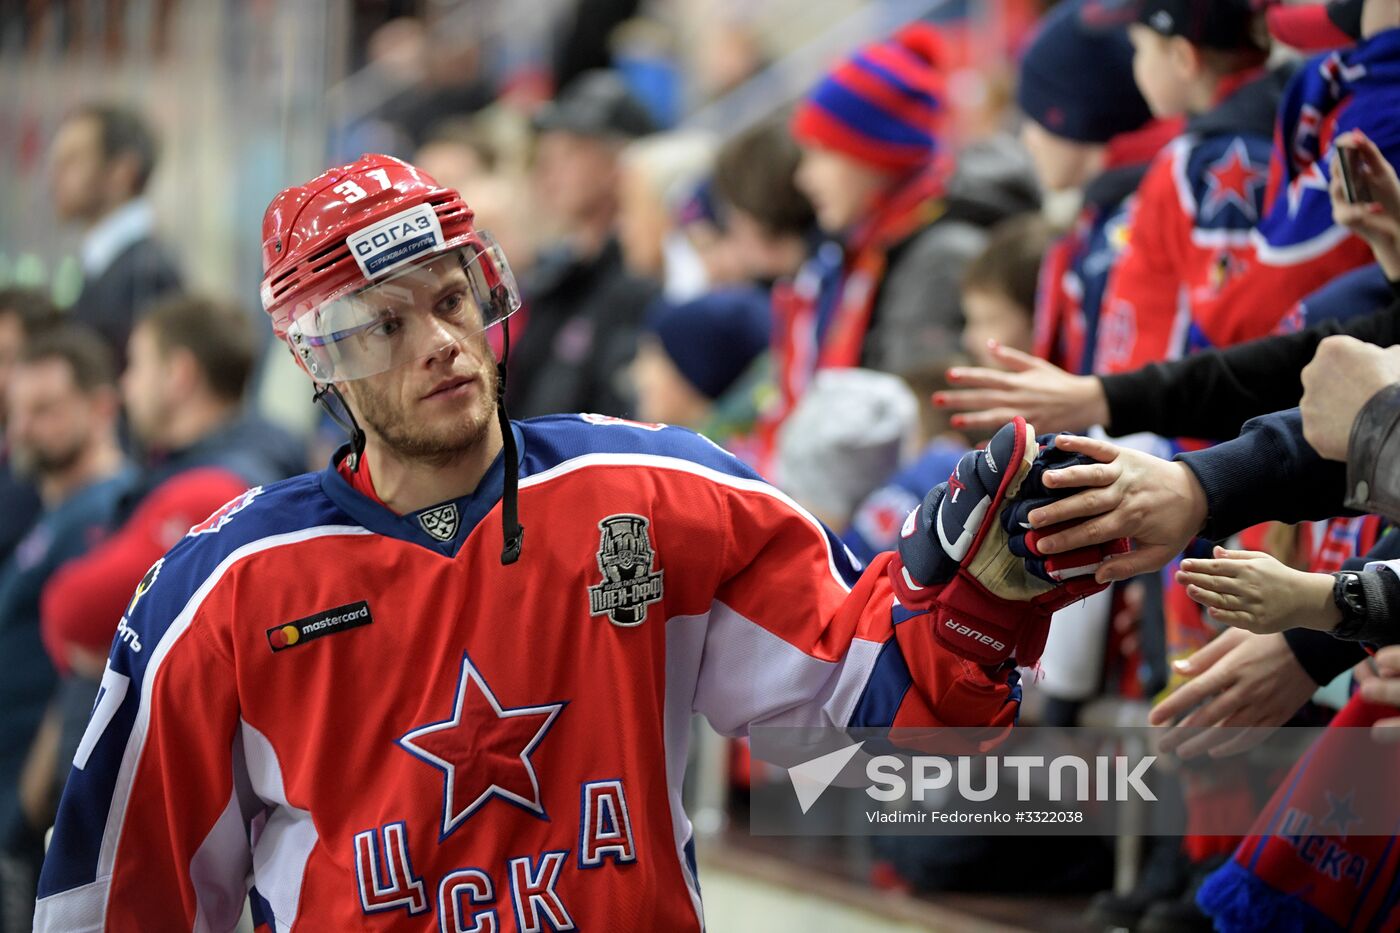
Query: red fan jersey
[[1096, 73, 1280, 374], [37, 415, 1022, 932]]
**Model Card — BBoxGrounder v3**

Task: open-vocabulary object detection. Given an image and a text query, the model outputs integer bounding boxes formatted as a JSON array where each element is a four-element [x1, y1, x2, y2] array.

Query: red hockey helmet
[[259, 154, 520, 383]]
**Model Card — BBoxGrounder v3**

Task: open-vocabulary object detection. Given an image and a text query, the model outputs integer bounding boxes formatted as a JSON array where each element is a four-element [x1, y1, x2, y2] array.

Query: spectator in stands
[[959, 214, 1057, 370], [0, 328, 129, 932], [694, 15, 768, 101], [938, 1, 1400, 436], [0, 290, 61, 568], [671, 180, 746, 292], [119, 295, 304, 489], [617, 131, 716, 300], [844, 214, 1054, 566], [38, 296, 301, 786], [47, 103, 183, 362], [1012, 0, 1174, 377], [711, 114, 818, 287], [510, 71, 659, 418], [781, 22, 1036, 441], [775, 368, 918, 530], [413, 115, 538, 311], [629, 288, 771, 458]]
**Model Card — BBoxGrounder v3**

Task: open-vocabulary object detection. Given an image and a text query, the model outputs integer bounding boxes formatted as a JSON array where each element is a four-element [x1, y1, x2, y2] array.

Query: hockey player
[[34, 156, 1121, 931]]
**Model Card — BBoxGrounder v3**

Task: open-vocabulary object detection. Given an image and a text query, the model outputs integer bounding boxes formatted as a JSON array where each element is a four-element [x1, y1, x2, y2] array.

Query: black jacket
[[70, 235, 183, 363], [1102, 275, 1400, 440], [509, 237, 658, 419], [1175, 408, 1351, 541]]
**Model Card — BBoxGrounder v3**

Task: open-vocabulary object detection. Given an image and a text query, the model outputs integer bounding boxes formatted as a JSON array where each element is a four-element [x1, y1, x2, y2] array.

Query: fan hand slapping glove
[[889, 418, 1129, 667]]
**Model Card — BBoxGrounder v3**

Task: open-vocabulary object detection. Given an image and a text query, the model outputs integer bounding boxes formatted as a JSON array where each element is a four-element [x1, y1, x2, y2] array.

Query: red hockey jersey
[[36, 415, 1021, 932]]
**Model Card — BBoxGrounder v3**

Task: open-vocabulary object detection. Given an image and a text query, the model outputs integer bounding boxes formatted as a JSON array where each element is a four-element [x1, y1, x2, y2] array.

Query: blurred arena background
[[7, 1, 1396, 931]]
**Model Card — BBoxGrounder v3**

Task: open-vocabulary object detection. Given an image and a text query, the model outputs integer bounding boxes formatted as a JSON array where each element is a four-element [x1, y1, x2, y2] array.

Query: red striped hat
[[792, 22, 946, 173]]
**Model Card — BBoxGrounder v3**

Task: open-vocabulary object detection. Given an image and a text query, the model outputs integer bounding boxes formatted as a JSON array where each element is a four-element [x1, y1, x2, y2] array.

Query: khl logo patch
[[588, 514, 664, 627], [418, 503, 460, 542]]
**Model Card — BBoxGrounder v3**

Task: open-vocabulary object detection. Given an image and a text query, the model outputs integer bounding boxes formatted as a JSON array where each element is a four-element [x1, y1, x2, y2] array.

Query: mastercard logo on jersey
[[267, 600, 374, 652]]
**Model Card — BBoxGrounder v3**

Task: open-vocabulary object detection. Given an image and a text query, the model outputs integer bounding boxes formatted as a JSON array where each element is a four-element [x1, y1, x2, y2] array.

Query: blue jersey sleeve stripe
[[847, 636, 913, 729]]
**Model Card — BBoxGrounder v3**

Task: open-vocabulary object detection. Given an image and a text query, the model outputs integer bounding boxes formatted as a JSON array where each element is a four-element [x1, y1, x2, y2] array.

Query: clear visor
[[287, 234, 520, 383]]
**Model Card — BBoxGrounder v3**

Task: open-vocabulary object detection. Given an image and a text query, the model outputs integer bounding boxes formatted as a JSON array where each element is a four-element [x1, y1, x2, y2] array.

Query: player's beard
[[346, 356, 500, 468]]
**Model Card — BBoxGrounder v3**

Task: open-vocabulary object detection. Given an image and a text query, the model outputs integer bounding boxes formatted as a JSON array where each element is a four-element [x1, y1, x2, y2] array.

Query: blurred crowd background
[[8, 0, 1400, 930]]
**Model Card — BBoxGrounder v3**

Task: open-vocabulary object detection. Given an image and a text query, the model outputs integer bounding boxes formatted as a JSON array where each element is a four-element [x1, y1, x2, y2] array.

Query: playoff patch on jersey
[[347, 202, 445, 279], [588, 514, 664, 627], [268, 600, 373, 652], [418, 503, 460, 542]]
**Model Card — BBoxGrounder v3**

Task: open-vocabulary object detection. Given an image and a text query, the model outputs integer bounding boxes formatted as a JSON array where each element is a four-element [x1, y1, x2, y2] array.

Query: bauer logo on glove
[[889, 417, 1129, 666]]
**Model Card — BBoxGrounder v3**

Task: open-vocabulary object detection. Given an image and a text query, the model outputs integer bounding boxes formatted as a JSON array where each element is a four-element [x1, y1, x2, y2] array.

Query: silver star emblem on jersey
[[418, 503, 459, 542]]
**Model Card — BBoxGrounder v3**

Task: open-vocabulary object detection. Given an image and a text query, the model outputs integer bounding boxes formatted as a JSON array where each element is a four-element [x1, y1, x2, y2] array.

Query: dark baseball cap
[[1137, 0, 1266, 50], [531, 70, 656, 139], [1267, 0, 1364, 52]]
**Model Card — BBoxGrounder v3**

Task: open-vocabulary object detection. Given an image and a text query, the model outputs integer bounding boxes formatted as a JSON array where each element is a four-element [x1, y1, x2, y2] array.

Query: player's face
[[49, 117, 109, 223], [7, 358, 96, 478], [794, 146, 892, 234], [338, 257, 501, 464]]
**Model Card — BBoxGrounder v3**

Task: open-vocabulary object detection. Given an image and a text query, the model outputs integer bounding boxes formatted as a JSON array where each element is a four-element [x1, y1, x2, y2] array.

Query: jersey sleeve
[[1096, 149, 1188, 374], [691, 467, 1021, 737], [35, 527, 257, 930]]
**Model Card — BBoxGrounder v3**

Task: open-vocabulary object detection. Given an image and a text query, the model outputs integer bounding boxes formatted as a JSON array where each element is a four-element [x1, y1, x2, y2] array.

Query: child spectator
[[961, 214, 1058, 368], [1096, 0, 1281, 375], [845, 214, 1053, 565], [1195, 0, 1399, 356], [630, 288, 771, 458], [783, 21, 1035, 398], [1013, 0, 1179, 376], [711, 114, 817, 287], [775, 369, 917, 531], [616, 131, 717, 299]]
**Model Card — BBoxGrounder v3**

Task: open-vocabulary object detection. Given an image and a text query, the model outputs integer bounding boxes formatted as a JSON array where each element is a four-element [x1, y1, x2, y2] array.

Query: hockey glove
[[889, 418, 1128, 666], [1000, 432, 1127, 587]]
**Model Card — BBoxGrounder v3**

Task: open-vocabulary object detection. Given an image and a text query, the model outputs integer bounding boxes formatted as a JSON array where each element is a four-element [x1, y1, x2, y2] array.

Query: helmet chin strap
[[313, 382, 368, 470], [494, 293, 524, 565]]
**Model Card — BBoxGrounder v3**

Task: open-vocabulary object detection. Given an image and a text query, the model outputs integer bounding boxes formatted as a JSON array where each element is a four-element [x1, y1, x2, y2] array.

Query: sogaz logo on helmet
[[347, 203, 446, 279]]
